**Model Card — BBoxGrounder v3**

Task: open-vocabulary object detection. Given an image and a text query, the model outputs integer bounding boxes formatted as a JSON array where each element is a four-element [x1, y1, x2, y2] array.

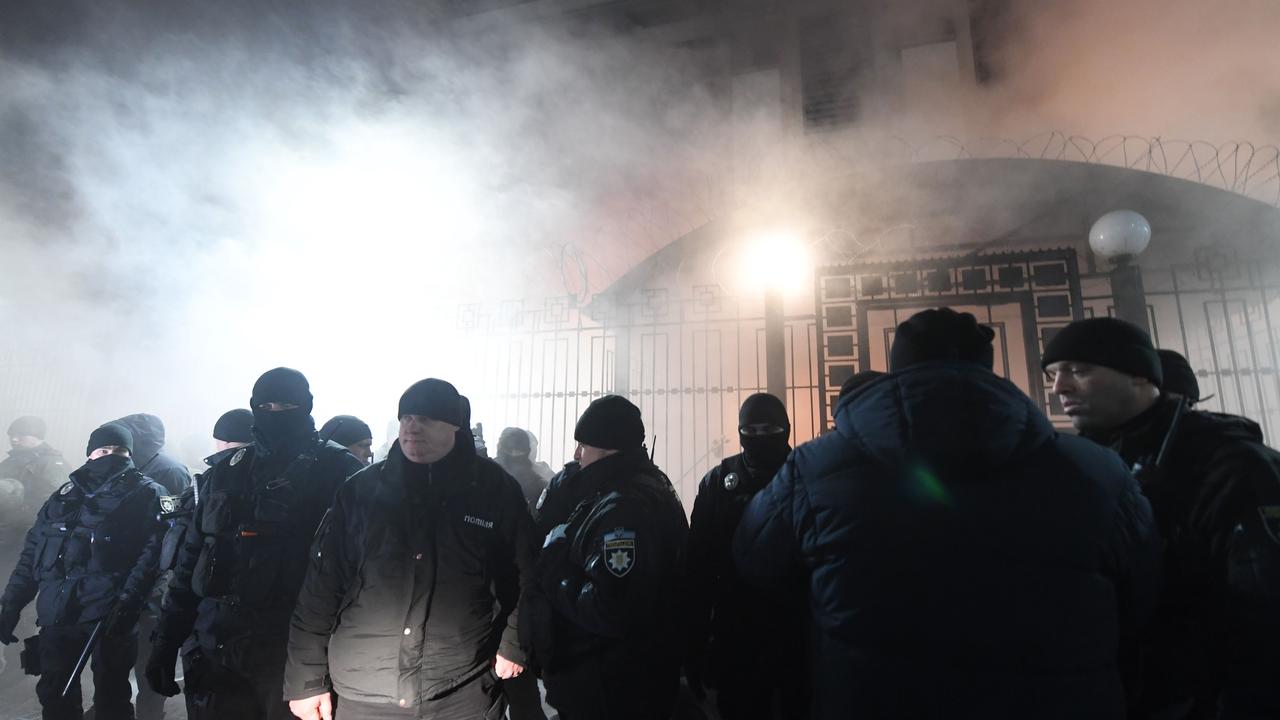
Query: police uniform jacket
[[156, 437, 363, 661], [284, 436, 537, 708], [1, 456, 164, 626], [1086, 393, 1280, 716], [524, 447, 688, 672], [734, 362, 1162, 720], [686, 453, 806, 689]]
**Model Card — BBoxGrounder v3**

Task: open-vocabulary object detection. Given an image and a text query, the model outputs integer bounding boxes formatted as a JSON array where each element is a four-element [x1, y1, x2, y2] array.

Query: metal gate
[[815, 249, 1085, 428], [458, 284, 820, 505]]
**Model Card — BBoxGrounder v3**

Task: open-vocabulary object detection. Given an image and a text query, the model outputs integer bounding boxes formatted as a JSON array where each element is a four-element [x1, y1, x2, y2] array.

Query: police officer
[[1043, 318, 1280, 718], [1, 416, 68, 513], [525, 395, 688, 720], [0, 423, 165, 720], [286, 378, 537, 720], [319, 415, 374, 466], [685, 393, 806, 719], [145, 368, 363, 720]]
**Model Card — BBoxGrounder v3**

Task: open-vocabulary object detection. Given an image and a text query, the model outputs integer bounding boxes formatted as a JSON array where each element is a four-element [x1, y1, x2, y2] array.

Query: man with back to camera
[[285, 378, 537, 720], [320, 415, 375, 466], [1043, 317, 1280, 718], [733, 308, 1162, 720], [0, 422, 165, 720], [685, 392, 806, 719], [523, 395, 688, 720], [145, 368, 364, 720]]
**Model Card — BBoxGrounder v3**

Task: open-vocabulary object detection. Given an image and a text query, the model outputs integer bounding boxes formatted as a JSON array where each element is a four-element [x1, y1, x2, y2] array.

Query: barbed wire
[[884, 132, 1280, 207]]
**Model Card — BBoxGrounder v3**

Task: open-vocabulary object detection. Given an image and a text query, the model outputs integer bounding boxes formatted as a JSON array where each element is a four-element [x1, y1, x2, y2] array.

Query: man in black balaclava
[[525, 395, 688, 720], [146, 368, 364, 720], [684, 393, 807, 719], [319, 414, 374, 466], [1, 423, 165, 720]]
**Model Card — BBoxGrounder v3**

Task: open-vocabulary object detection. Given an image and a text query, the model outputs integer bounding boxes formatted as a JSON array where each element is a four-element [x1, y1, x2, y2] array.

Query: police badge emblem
[[159, 495, 179, 515], [230, 448, 247, 466], [723, 472, 739, 491], [1259, 506, 1280, 545], [602, 528, 636, 578], [58, 482, 73, 496]]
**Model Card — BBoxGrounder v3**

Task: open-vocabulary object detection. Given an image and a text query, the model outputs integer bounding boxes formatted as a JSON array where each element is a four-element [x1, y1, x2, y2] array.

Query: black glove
[[103, 596, 140, 638], [145, 641, 182, 697], [0, 606, 19, 645]]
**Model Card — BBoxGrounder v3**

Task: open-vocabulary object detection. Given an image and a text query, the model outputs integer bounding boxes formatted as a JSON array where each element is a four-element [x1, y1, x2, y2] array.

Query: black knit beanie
[[738, 393, 790, 431], [7, 416, 46, 440], [574, 395, 645, 451], [213, 409, 254, 443], [398, 379, 465, 426], [320, 415, 373, 446], [1158, 349, 1198, 401], [251, 368, 314, 413], [87, 423, 134, 456], [1040, 318, 1163, 386], [890, 308, 996, 371]]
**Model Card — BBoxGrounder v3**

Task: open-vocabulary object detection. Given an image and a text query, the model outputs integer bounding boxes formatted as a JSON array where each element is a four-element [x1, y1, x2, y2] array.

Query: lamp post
[[739, 232, 812, 407], [1089, 210, 1152, 335]]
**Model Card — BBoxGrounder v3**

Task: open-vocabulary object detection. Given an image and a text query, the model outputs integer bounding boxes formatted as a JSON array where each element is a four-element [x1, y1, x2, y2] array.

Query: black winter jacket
[[114, 414, 192, 496], [284, 438, 537, 707], [156, 437, 363, 664], [524, 448, 688, 671], [1, 456, 164, 626], [1086, 394, 1280, 717], [733, 362, 1162, 720]]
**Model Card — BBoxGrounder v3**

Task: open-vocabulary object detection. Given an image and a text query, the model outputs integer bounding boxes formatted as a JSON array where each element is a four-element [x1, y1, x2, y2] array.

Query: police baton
[[61, 619, 103, 698]]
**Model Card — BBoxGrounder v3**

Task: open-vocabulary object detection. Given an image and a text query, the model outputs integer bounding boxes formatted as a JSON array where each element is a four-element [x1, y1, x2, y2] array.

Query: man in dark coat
[[0, 415, 68, 687], [524, 395, 688, 720], [2, 415, 68, 513], [1044, 317, 1280, 719], [286, 378, 537, 720], [0, 423, 165, 720], [108, 414, 194, 720], [685, 392, 806, 719], [734, 308, 1162, 720], [145, 368, 364, 720]]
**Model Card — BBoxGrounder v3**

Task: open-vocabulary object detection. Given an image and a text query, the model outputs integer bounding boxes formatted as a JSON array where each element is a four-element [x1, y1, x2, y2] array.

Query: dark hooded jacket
[[0, 442, 67, 513], [113, 414, 192, 496], [284, 433, 538, 707], [1, 456, 164, 626], [1084, 394, 1280, 717], [732, 362, 1162, 720]]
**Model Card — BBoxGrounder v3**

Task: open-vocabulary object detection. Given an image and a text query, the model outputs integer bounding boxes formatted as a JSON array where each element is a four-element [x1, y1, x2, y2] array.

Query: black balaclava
[[250, 367, 316, 455], [497, 427, 533, 460], [738, 393, 791, 470]]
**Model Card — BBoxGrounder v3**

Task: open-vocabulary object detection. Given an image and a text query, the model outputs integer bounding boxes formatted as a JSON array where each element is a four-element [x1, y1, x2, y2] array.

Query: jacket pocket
[[200, 491, 234, 535], [36, 533, 65, 572]]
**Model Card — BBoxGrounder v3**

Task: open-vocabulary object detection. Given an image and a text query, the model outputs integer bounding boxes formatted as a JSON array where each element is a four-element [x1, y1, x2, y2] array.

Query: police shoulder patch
[[230, 448, 247, 467], [1259, 505, 1280, 545], [723, 472, 739, 491], [602, 527, 636, 578], [159, 495, 180, 515], [58, 482, 74, 496]]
